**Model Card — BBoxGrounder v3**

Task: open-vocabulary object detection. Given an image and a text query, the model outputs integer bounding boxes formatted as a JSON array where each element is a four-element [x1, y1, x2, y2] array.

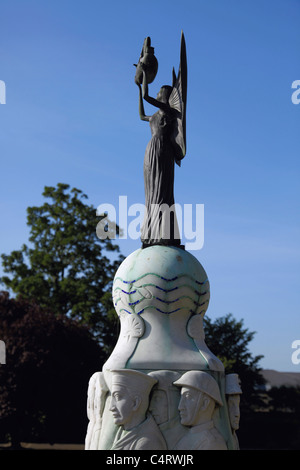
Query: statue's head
[[157, 85, 173, 103], [174, 371, 223, 427], [109, 369, 157, 430], [148, 370, 181, 425], [225, 374, 242, 431]]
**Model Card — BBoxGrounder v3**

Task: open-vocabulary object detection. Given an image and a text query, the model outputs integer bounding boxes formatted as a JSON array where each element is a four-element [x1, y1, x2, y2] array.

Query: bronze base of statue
[[142, 240, 185, 250]]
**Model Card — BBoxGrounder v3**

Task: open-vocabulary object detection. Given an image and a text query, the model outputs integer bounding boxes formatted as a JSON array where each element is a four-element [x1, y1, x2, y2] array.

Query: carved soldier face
[[109, 385, 140, 430], [178, 386, 203, 426], [149, 389, 168, 425], [227, 395, 240, 431]]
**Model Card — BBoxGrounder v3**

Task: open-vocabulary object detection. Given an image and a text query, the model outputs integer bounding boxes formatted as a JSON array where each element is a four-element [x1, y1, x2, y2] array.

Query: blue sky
[[0, 0, 299, 371]]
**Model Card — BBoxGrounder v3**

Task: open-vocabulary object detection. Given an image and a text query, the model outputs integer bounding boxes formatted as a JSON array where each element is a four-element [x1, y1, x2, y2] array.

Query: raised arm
[[137, 83, 150, 122]]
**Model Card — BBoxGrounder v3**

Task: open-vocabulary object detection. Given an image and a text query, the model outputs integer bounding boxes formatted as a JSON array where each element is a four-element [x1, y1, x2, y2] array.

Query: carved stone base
[[85, 246, 242, 450]]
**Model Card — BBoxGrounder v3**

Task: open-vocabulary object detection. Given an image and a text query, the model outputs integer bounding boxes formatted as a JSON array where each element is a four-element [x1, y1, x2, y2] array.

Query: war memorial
[[85, 33, 242, 452]]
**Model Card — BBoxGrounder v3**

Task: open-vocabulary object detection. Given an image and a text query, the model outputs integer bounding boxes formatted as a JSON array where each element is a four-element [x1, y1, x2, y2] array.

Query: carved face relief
[[178, 387, 202, 426], [227, 395, 240, 431], [109, 385, 138, 429], [149, 389, 168, 424]]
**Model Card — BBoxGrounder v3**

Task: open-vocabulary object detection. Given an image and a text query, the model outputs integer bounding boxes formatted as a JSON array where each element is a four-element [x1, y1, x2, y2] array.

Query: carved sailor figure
[[109, 369, 167, 450]]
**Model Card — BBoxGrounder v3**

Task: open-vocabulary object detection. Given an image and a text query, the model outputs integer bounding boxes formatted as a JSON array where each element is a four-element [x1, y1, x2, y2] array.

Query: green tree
[[1, 183, 123, 353], [268, 385, 300, 414], [204, 313, 266, 410], [0, 291, 105, 447]]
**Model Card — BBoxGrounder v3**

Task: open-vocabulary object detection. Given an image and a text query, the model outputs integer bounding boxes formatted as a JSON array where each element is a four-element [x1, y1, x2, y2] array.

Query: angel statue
[[135, 32, 187, 248]]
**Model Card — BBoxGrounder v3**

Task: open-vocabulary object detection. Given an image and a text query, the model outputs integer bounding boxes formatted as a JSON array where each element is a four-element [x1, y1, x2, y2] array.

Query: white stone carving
[[173, 371, 227, 450], [148, 370, 188, 449], [85, 372, 108, 450], [111, 246, 212, 369], [85, 246, 242, 450], [225, 373, 242, 450], [108, 369, 167, 450], [103, 313, 145, 371], [187, 314, 224, 372]]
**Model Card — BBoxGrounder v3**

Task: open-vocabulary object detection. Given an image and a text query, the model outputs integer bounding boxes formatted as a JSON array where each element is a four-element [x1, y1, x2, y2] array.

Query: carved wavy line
[[129, 299, 142, 306], [153, 295, 198, 305], [115, 273, 208, 285], [119, 306, 190, 315], [194, 299, 209, 307], [113, 284, 209, 298], [144, 284, 179, 293], [122, 283, 209, 296], [194, 290, 209, 297], [198, 309, 206, 315], [156, 307, 181, 314], [114, 297, 141, 307], [114, 293, 205, 307], [114, 287, 137, 295], [121, 308, 145, 315]]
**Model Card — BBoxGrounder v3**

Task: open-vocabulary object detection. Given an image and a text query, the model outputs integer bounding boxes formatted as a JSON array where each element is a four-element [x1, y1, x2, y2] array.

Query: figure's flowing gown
[[141, 109, 180, 246]]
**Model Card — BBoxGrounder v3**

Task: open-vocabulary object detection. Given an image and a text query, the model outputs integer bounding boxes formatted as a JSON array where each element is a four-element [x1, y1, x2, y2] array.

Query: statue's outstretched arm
[[137, 83, 150, 122]]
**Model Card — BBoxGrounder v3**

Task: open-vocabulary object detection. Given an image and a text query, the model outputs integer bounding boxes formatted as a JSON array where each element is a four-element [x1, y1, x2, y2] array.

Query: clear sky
[[0, 0, 299, 372]]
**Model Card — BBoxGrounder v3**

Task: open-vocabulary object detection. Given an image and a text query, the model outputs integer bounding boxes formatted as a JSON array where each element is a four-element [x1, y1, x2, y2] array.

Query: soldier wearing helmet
[[173, 370, 227, 450]]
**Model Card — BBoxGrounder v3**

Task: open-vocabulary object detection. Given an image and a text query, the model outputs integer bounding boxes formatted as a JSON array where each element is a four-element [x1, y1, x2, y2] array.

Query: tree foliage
[[0, 291, 105, 446], [1, 183, 123, 352], [204, 313, 265, 410], [268, 386, 300, 414]]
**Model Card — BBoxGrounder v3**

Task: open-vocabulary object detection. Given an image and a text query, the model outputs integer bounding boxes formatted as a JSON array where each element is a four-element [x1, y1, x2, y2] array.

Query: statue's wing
[[169, 31, 187, 166]]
